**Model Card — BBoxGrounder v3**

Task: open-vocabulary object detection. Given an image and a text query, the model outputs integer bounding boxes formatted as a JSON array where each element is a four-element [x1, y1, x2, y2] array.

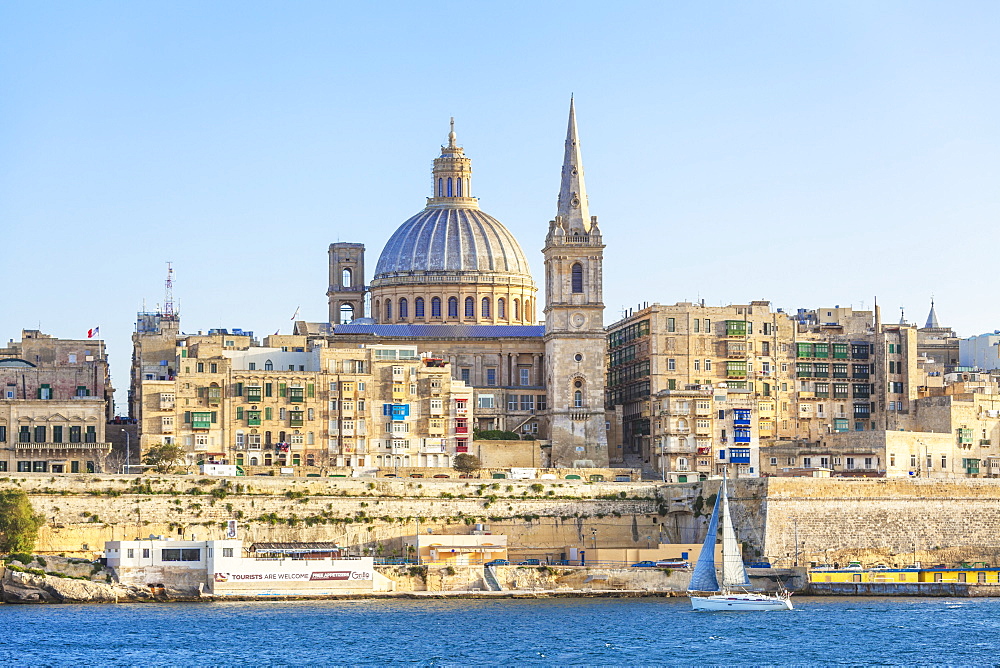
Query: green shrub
[[0, 490, 44, 554]]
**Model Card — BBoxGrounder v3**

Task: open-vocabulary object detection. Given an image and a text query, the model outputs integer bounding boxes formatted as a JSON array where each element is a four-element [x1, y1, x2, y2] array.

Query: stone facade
[[0, 330, 114, 473]]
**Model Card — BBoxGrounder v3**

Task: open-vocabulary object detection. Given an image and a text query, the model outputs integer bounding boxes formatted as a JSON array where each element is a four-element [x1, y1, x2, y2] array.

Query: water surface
[[1, 596, 997, 665]]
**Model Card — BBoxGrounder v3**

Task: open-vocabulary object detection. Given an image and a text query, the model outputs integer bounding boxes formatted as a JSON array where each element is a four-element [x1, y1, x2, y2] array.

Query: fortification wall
[[737, 478, 1000, 567], [2, 474, 668, 558]]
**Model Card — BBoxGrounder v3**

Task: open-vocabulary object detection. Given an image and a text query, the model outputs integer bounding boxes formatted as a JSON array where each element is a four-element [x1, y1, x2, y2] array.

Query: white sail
[[720, 478, 751, 588]]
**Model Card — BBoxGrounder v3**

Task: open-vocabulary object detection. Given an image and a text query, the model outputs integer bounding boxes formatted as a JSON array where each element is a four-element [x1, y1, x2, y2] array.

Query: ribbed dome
[[373, 206, 533, 280]]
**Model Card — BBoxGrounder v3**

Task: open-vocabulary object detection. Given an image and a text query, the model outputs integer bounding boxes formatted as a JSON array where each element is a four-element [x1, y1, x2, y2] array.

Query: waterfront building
[[0, 330, 114, 473], [105, 538, 394, 596], [135, 330, 474, 472]]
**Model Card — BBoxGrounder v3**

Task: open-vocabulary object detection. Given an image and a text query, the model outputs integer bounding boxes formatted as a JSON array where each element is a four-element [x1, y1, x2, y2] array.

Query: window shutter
[[211, 412, 218, 423], [184, 411, 191, 423], [307, 384, 314, 398], [279, 383, 287, 397], [235, 382, 243, 397]]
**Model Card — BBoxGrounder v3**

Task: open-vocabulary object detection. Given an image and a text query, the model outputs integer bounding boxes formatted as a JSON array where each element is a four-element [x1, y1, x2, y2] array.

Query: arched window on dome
[[456, 178, 463, 196], [431, 297, 442, 318], [571, 263, 584, 293], [513, 299, 520, 321], [342, 268, 352, 287], [481, 297, 491, 318], [574, 390, 583, 408], [525, 299, 532, 322], [448, 297, 458, 318], [438, 178, 443, 197], [465, 297, 474, 318], [339, 303, 354, 324], [385, 300, 392, 320], [399, 298, 408, 319], [498, 298, 506, 319], [374, 300, 380, 322], [415, 297, 425, 318], [447, 178, 453, 197]]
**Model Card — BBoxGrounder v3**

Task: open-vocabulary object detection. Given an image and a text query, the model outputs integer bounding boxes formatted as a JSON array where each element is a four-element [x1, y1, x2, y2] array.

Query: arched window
[[525, 299, 532, 322], [481, 297, 491, 318], [249, 456, 258, 466], [339, 303, 354, 324], [342, 268, 352, 287], [264, 359, 273, 371], [574, 390, 583, 408], [385, 299, 392, 320], [374, 300, 380, 321], [465, 297, 475, 318], [457, 178, 463, 196], [498, 298, 506, 319], [438, 178, 443, 196], [513, 299, 520, 321], [415, 297, 425, 317], [447, 177, 453, 197], [571, 263, 583, 293], [431, 297, 442, 317], [399, 298, 408, 318], [448, 297, 458, 318]]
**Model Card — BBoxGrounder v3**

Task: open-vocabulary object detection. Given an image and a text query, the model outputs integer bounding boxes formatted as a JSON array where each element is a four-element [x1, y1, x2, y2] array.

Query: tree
[[143, 443, 186, 473], [0, 489, 45, 554], [452, 453, 482, 474]]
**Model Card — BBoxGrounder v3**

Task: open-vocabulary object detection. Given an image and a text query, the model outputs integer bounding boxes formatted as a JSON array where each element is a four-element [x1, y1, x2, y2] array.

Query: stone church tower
[[543, 99, 609, 467]]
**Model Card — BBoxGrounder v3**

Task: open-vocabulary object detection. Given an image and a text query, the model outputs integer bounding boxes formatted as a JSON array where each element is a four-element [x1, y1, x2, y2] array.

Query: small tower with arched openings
[[327, 242, 367, 324]]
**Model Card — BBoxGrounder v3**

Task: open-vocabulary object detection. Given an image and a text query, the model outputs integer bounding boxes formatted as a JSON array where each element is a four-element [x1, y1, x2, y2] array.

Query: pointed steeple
[[925, 298, 940, 329], [556, 96, 593, 234]]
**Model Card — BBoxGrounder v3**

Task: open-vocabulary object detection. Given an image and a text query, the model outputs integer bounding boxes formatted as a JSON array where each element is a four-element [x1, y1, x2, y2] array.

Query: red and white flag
[[87, 327, 100, 339]]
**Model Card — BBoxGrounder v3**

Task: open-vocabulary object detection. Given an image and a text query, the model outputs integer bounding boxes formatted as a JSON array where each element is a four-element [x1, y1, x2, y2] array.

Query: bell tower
[[328, 243, 367, 324], [543, 98, 608, 467]]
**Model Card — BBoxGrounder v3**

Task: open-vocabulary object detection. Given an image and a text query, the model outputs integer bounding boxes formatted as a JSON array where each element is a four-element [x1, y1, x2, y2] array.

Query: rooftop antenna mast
[[164, 262, 177, 320]]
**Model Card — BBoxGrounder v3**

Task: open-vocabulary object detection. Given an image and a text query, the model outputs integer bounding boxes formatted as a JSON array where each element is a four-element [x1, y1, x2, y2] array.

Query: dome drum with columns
[[368, 119, 538, 325]]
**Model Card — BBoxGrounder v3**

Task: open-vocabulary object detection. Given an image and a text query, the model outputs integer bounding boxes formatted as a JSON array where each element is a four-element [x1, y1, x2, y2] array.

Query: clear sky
[[3, 1, 999, 413]]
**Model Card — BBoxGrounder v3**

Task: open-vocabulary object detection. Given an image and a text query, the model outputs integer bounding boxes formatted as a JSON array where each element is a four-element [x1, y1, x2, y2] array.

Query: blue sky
[[2, 1, 999, 412]]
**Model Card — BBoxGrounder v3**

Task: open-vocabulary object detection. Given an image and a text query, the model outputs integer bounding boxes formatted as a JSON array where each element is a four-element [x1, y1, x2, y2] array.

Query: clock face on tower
[[571, 312, 586, 328]]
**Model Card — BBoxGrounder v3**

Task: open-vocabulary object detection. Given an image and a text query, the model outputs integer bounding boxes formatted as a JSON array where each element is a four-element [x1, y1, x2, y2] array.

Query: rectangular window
[[0, 426, 5, 442], [70, 426, 82, 443], [34, 425, 46, 443], [477, 394, 495, 409], [279, 383, 287, 398], [508, 395, 518, 411], [520, 369, 530, 386], [667, 317, 675, 332], [461, 368, 471, 383], [667, 358, 676, 371], [161, 549, 201, 562], [223, 548, 234, 558], [520, 395, 535, 411], [694, 319, 700, 333], [486, 368, 497, 386]]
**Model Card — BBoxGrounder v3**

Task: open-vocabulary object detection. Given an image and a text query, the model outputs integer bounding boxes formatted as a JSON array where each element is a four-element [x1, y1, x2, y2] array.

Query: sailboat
[[688, 475, 793, 611]]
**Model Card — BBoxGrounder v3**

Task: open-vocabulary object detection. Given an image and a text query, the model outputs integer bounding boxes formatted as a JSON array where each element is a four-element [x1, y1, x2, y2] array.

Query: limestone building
[[134, 329, 474, 472], [310, 100, 609, 467], [0, 330, 114, 473]]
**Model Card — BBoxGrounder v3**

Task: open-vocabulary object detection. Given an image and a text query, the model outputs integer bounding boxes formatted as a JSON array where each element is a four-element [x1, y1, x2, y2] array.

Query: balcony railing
[[13, 442, 111, 450]]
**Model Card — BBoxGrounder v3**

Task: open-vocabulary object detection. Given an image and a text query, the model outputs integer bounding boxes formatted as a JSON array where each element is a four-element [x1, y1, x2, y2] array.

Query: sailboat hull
[[690, 592, 793, 612]]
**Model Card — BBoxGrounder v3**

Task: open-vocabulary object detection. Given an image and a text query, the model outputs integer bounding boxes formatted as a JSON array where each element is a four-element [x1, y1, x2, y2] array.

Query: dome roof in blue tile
[[372, 121, 534, 288], [374, 206, 532, 279]]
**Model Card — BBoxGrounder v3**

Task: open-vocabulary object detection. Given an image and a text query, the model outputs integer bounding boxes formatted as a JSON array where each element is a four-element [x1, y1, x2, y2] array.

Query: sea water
[[1, 596, 997, 665]]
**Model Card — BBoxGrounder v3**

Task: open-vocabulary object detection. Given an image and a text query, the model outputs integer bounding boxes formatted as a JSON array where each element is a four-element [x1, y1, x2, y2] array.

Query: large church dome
[[374, 207, 532, 277], [369, 122, 538, 325]]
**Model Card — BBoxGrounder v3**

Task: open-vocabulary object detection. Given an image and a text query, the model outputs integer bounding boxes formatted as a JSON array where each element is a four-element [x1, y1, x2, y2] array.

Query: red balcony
[[456, 445, 469, 453]]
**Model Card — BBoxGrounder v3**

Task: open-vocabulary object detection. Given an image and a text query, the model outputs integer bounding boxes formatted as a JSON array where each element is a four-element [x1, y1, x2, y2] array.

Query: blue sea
[[1, 596, 997, 665]]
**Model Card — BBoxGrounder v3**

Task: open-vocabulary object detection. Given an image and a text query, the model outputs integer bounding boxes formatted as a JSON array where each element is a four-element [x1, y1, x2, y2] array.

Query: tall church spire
[[925, 298, 940, 329], [556, 96, 592, 234]]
